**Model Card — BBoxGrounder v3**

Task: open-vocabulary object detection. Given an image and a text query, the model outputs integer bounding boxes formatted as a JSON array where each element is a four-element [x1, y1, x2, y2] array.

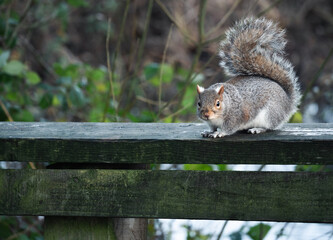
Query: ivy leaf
[[160, 64, 173, 83], [183, 164, 213, 171], [69, 85, 86, 107], [39, 93, 53, 109], [3, 60, 26, 76], [247, 223, 271, 240], [0, 50, 10, 68], [144, 62, 159, 80], [26, 71, 41, 85]]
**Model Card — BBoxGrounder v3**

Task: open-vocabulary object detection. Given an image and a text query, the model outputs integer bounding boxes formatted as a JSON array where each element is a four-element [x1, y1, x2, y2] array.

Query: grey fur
[[197, 17, 301, 138]]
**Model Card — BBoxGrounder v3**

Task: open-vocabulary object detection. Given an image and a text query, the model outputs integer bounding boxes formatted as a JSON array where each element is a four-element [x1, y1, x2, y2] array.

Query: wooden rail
[[1, 122, 332, 164], [0, 122, 333, 239]]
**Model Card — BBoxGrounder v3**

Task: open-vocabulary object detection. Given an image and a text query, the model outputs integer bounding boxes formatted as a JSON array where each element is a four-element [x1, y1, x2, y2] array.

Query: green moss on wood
[[1, 169, 332, 223]]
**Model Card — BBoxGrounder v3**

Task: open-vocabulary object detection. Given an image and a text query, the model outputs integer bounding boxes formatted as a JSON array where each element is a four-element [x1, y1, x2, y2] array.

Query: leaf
[[14, 110, 34, 121], [229, 231, 242, 240], [144, 62, 159, 80], [295, 165, 323, 172], [289, 111, 302, 123], [0, 50, 10, 68], [217, 164, 228, 171], [26, 71, 41, 85], [56, 76, 72, 86], [3, 60, 26, 76], [39, 93, 53, 109], [67, 0, 89, 7], [160, 64, 174, 83], [144, 63, 174, 86], [149, 75, 160, 87], [181, 87, 196, 109], [69, 85, 86, 107], [88, 68, 105, 81], [183, 164, 213, 171], [247, 223, 271, 240]]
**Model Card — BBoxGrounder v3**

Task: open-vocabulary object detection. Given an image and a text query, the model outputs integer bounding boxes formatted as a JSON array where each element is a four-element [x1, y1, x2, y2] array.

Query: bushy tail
[[219, 17, 301, 107]]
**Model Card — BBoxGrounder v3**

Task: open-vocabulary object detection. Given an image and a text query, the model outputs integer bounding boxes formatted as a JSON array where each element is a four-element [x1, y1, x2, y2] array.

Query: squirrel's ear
[[216, 85, 224, 96], [197, 85, 204, 94]]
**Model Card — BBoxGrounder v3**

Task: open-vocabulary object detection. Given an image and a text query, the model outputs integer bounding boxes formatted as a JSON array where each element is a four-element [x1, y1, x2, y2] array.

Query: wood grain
[[0, 122, 332, 164], [1, 169, 332, 223]]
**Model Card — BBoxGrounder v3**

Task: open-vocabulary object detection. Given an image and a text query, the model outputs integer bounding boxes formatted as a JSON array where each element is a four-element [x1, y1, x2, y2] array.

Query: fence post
[[44, 163, 148, 240]]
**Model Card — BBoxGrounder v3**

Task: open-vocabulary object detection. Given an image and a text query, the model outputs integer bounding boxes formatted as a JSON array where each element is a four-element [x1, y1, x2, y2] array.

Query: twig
[[171, 0, 207, 122], [7, 0, 33, 47], [301, 47, 333, 106], [6, 217, 42, 240], [154, 0, 195, 44], [257, 164, 266, 171], [119, 0, 154, 113], [276, 222, 289, 240], [216, 221, 228, 240], [103, 18, 117, 122], [206, 0, 242, 37], [135, 0, 154, 73], [159, 103, 192, 122], [137, 95, 167, 106], [28, 162, 36, 169], [258, 0, 284, 17], [4, 1, 13, 41], [19, 36, 57, 80], [0, 99, 13, 122], [198, 0, 207, 43], [0, 99, 36, 169], [156, 41, 218, 120], [159, 24, 174, 111]]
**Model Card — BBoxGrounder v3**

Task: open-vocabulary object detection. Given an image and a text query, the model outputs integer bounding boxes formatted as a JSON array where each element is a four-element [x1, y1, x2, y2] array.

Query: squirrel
[[197, 17, 301, 138]]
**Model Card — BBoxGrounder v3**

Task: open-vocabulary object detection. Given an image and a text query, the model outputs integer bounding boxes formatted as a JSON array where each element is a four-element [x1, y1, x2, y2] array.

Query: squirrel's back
[[219, 17, 301, 111]]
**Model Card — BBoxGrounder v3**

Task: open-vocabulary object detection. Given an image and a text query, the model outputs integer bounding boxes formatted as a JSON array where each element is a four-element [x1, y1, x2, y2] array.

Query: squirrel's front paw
[[208, 131, 225, 138], [201, 131, 213, 138]]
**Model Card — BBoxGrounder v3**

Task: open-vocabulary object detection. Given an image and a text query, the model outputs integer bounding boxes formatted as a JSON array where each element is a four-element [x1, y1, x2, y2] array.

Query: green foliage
[[144, 62, 174, 86], [289, 111, 303, 123], [229, 231, 242, 240], [183, 164, 228, 171], [3, 60, 26, 76], [247, 223, 271, 240], [183, 164, 213, 171], [295, 165, 330, 172]]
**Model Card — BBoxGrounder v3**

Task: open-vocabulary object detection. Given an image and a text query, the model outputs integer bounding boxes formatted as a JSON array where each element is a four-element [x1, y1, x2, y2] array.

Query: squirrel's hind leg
[[247, 128, 266, 134]]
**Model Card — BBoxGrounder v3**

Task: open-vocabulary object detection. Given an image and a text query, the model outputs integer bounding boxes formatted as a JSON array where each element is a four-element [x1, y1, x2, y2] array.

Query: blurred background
[[0, 0, 332, 239]]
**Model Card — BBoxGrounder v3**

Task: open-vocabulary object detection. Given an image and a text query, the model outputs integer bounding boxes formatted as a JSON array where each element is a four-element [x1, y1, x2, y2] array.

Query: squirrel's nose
[[203, 111, 210, 119]]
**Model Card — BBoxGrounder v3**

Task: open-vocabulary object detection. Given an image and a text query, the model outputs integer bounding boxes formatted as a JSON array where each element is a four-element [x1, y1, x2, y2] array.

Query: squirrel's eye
[[216, 100, 220, 107], [197, 102, 201, 107]]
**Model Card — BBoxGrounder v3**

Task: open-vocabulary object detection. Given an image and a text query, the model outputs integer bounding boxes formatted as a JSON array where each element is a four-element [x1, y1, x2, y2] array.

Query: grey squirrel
[[197, 17, 301, 138]]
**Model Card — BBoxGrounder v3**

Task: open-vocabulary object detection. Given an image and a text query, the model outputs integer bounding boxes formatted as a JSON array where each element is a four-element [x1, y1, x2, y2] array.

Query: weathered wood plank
[[1, 169, 332, 223], [44, 217, 116, 240], [0, 122, 332, 164]]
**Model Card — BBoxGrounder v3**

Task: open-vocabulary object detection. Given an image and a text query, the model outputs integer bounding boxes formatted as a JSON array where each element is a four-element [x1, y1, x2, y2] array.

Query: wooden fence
[[0, 122, 332, 239]]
